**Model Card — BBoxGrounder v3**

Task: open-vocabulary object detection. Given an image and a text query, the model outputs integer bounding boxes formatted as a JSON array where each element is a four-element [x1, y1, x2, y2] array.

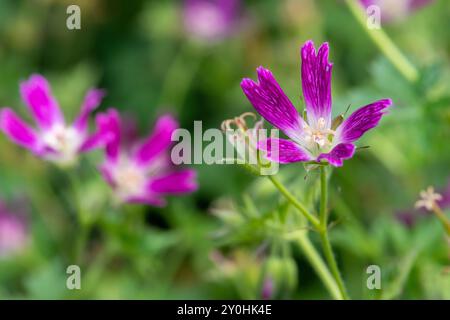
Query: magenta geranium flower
[[0, 74, 110, 165], [183, 0, 240, 42], [241, 41, 392, 167], [97, 109, 198, 206]]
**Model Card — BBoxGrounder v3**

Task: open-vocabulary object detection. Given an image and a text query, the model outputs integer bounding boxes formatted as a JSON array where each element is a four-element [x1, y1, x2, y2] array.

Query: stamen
[[239, 112, 256, 123], [221, 112, 257, 132], [41, 124, 83, 164], [302, 117, 335, 149], [221, 119, 234, 131]]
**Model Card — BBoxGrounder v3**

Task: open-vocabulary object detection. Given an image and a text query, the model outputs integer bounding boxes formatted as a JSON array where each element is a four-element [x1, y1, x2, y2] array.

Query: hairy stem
[[268, 175, 320, 229], [432, 204, 450, 236], [318, 166, 350, 299], [318, 229, 349, 300], [320, 165, 328, 226], [294, 232, 344, 300], [267, 174, 343, 299]]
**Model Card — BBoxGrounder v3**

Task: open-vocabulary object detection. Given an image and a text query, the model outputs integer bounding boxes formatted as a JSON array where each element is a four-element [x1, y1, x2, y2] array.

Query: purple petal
[[19, 74, 63, 130], [317, 143, 355, 167], [120, 114, 140, 148], [132, 114, 178, 167], [301, 41, 333, 126], [79, 108, 118, 153], [241, 67, 304, 141], [335, 99, 392, 144], [87, 109, 121, 161], [149, 170, 198, 194], [0, 108, 42, 153], [258, 138, 312, 164], [73, 89, 106, 133]]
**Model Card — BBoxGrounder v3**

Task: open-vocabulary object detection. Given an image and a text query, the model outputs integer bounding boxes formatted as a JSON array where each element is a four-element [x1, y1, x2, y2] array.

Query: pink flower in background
[[359, 0, 434, 23], [437, 179, 450, 209], [241, 40, 392, 167], [261, 277, 274, 300], [183, 0, 240, 42], [0, 202, 27, 258], [396, 180, 450, 228], [0, 74, 111, 165], [395, 210, 417, 228], [97, 109, 197, 206]]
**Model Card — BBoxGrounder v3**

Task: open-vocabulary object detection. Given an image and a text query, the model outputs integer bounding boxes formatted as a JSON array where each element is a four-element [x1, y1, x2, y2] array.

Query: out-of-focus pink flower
[[359, 0, 434, 23], [97, 109, 197, 206], [0, 202, 28, 258], [0, 74, 111, 166], [183, 0, 240, 42], [438, 180, 450, 209], [395, 210, 417, 228], [261, 277, 274, 300], [396, 180, 450, 228]]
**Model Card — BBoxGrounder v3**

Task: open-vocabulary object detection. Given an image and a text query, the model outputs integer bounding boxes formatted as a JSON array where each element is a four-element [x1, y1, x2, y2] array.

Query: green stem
[[74, 224, 91, 265], [66, 169, 93, 266], [318, 166, 350, 300], [267, 175, 343, 299], [345, 0, 419, 83], [432, 204, 450, 236], [268, 175, 320, 229], [319, 230, 349, 300], [320, 166, 328, 226], [294, 232, 344, 300], [382, 248, 419, 299]]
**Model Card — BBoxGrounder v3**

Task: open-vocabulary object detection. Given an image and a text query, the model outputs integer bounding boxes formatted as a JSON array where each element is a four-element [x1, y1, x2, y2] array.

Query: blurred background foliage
[[0, 0, 449, 299]]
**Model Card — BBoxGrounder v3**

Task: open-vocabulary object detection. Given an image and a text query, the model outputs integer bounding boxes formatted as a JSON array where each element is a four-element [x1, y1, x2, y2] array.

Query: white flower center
[[302, 117, 335, 150], [41, 124, 83, 165], [112, 159, 147, 201], [111, 155, 167, 201]]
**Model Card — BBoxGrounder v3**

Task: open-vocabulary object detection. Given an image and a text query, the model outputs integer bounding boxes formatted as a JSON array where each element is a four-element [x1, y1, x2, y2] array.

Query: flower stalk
[[432, 204, 450, 236], [345, 0, 419, 83], [267, 174, 345, 299], [318, 166, 350, 300], [293, 231, 344, 300], [268, 175, 320, 229]]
